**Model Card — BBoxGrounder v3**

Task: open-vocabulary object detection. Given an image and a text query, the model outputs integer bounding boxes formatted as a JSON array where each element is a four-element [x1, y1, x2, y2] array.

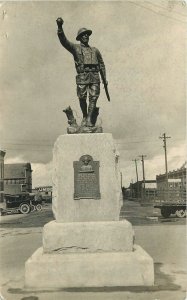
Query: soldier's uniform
[[57, 27, 106, 126]]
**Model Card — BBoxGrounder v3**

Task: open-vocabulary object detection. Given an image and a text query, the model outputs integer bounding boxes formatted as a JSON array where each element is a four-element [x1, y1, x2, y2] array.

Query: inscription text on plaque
[[73, 155, 100, 200]]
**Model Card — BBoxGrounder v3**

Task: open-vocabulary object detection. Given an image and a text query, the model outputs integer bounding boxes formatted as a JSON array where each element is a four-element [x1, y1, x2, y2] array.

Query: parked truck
[[155, 167, 186, 218], [154, 189, 186, 218]]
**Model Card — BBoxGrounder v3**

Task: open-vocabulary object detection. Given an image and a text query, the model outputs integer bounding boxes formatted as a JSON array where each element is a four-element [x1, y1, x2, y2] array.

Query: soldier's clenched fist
[[56, 17, 64, 29]]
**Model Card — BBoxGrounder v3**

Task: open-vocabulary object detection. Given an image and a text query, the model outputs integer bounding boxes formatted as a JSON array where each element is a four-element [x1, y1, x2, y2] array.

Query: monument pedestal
[[25, 133, 154, 288], [42, 220, 134, 253], [25, 245, 153, 288]]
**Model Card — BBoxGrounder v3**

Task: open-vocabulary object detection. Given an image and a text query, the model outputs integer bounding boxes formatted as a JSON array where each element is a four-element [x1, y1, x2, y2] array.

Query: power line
[[131, 1, 187, 24], [0, 137, 54, 142], [4, 148, 51, 152], [1, 142, 52, 147], [0, 137, 184, 146], [116, 137, 184, 144], [147, 1, 187, 18], [0, 135, 184, 154]]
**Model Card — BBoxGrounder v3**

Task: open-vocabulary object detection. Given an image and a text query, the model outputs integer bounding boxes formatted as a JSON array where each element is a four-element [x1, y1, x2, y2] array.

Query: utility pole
[[159, 133, 171, 186], [132, 159, 139, 183], [130, 179, 133, 198], [139, 155, 147, 200], [159, 133, 171, 197], [120, 172, 123, 189], [0, 150, 6, 206], [132, 159, 139, 198]]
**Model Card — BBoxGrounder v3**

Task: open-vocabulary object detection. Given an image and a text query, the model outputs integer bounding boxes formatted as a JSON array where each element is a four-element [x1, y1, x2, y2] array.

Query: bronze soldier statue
[[56, 17, 107, 127]]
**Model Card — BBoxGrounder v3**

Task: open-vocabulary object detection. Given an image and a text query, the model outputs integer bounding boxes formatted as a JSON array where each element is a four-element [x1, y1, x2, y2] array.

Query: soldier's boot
[[86, 98, 96, 127], [79, 98, 87, 126], [91, 107, 99, 126]]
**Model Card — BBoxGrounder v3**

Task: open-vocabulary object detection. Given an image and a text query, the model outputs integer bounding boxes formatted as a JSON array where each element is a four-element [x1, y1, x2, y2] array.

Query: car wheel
[[176, 209, 186, 218], [19, 203, 31, 214], [36, 204, 42, 211]]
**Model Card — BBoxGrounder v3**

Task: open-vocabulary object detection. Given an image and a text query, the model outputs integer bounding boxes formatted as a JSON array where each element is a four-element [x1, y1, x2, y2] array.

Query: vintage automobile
[[0, 193, 42, 215]]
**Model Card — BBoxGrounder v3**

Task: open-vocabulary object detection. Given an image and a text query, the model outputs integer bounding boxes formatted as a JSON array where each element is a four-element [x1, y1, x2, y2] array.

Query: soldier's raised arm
[[56, 18, 75, 55]]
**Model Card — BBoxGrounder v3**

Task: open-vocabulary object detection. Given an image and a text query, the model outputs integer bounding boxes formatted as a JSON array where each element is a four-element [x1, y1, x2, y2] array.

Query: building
[[128, 180, 157, 201], [33, 186, 52, 202], [156, 164, 186, 202], [0, 150, 6, 206], [4, 163, 32, 195]]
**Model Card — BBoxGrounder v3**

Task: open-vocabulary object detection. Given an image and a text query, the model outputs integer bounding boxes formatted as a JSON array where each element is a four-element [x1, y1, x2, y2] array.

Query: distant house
[[4, 163, 32, 195], [33, 186, 52, 203], [128, 180, 157, 201]]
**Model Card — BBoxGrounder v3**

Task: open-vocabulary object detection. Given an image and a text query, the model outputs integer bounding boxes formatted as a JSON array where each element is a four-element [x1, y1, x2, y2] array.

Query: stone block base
[[52, 133, 122, 222], [43, 220, 134, 253], [25, 245, 154, 288]]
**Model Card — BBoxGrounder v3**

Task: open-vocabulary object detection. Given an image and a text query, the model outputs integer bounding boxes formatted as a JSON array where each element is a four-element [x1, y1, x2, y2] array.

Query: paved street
[[0, 201, 186, 300]]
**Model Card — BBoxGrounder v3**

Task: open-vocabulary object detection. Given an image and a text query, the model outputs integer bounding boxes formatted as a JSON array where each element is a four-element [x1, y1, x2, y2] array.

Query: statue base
[[25, 245, 154, 288], [67, 125, 103, 134], [63, 105, 102, 134], [24, 133, 154, 288]]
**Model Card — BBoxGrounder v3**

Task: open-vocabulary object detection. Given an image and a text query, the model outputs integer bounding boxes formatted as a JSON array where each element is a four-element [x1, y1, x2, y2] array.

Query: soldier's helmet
[[76, 28, 92, 41]]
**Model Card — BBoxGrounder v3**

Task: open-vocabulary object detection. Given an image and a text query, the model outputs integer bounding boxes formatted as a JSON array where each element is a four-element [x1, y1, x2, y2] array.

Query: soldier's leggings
[[77, 83, 100, 107]]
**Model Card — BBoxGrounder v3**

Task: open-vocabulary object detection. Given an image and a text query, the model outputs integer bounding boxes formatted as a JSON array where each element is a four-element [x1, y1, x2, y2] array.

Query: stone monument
[[24, 19, 154, 288], [25, 132, 154, 288]]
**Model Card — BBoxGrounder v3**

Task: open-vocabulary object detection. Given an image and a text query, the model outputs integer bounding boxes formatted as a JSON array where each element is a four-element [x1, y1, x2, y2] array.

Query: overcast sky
[[0, 1, 186, 187]]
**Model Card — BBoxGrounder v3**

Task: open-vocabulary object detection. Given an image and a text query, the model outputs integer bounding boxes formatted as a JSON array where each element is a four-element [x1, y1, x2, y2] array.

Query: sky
[[0, 0, 186, 187]]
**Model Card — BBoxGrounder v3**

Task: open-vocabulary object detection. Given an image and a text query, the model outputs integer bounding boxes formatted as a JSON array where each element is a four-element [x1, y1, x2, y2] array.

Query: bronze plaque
[[74, 155, 100, 200]]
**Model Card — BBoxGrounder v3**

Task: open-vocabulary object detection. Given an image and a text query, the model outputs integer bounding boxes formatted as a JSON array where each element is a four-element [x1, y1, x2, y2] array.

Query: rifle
[[100, 69, 110, 102]]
